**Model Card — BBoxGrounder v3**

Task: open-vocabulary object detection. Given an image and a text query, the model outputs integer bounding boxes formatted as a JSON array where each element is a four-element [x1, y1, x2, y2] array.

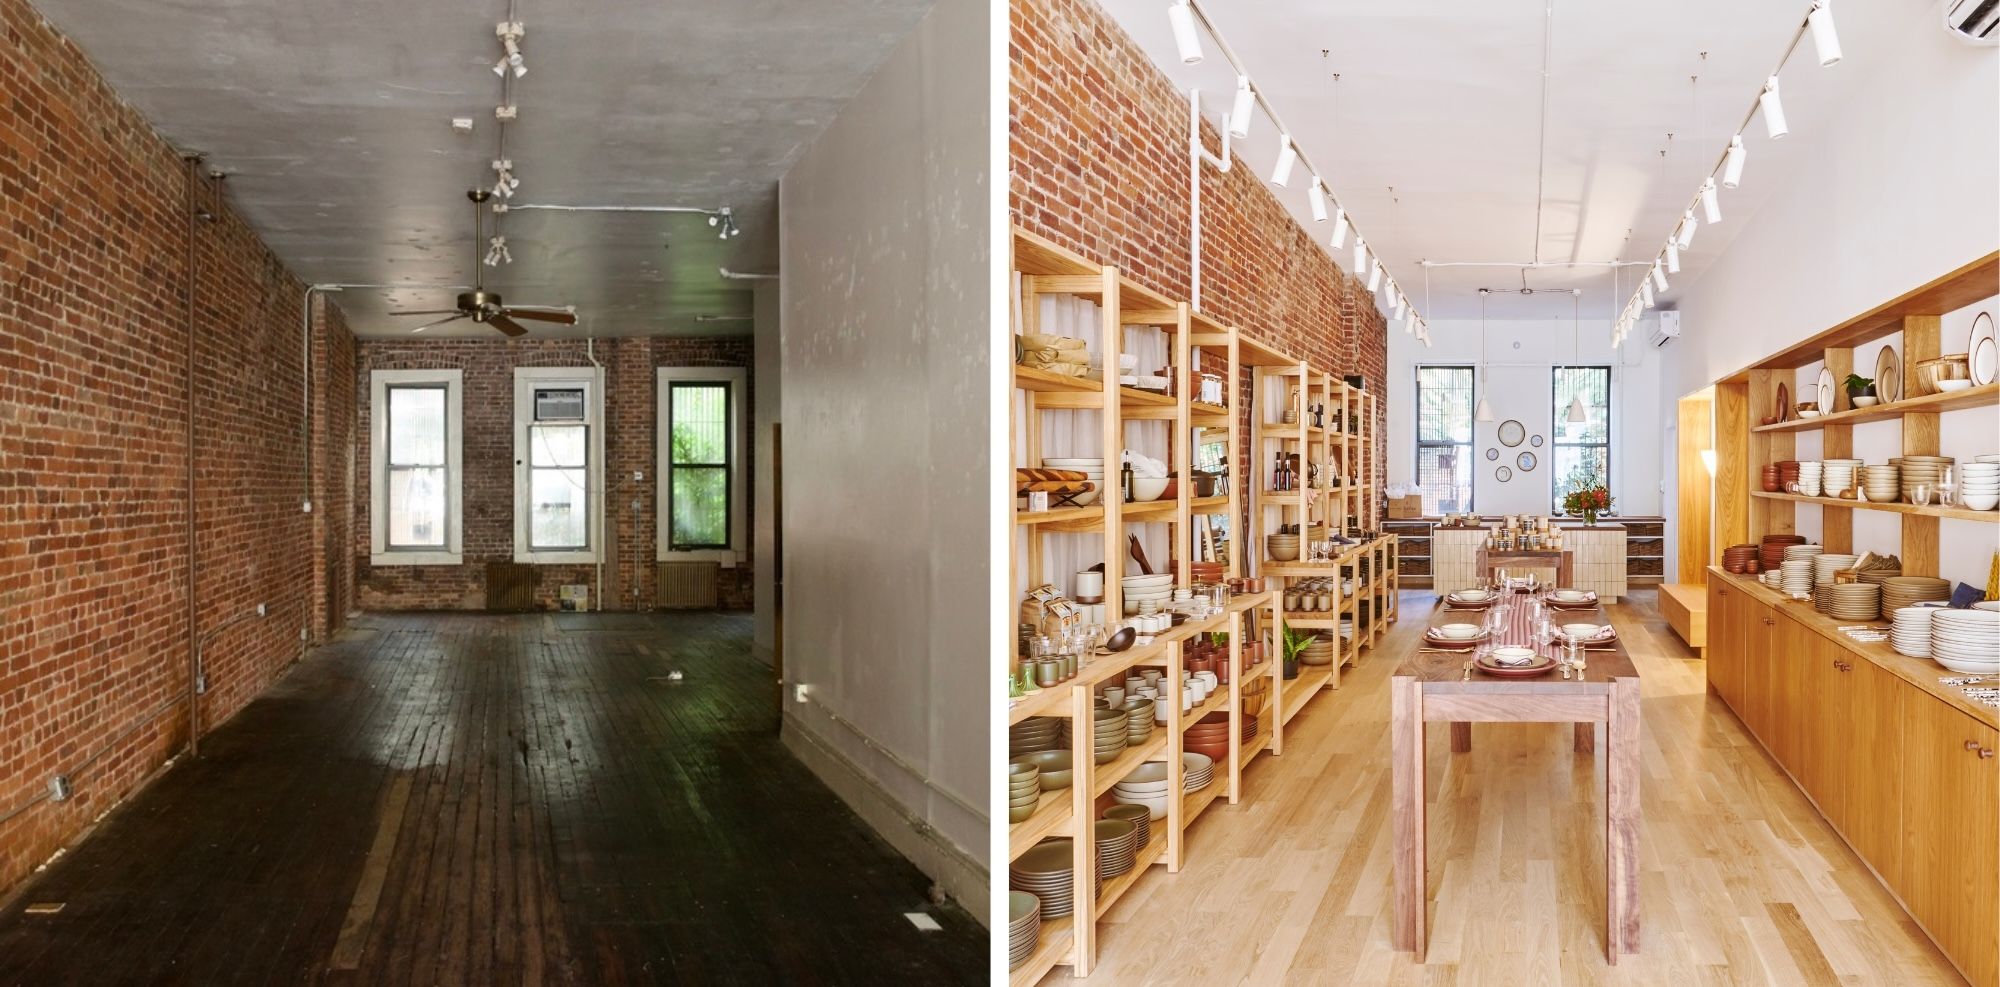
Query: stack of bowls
[[1760, 463, 1781, 492], [1780, 559, 1817, 595], [1881, 576, 1952, 612], [1120, 697, 1154, 746], [1860, 464, 1901, 503], [1961, 461, 2000, 510], [1094, 818, 1139, 880], [1815, 582, 1881, 620], [1759, 568, 1785, 590], [1928, 608, 2000, 674], [1890, 606, 1938, 657], [1108, 762, 1174, 819], [1103, 804, 1152, 851], [1042, 457, 1104, 505], [1008, 762, 1042, 823], [1895, 455, 1953, 503], [1011, 839, 1090, 917], [1010, 749, 1072, 791], [1777, 461, 1802, 490], [1796, 462, 1823, 496], [1759, 534, 1806, 570], [1266, 532, 1300, 562], [1721, 544, 1758, 573], [1299, 634, 1338, 666], [1008, 892, 1041, 971], [1821, 459, 1861, 497], [1010, 717, 1062, 757], [1812, 553, 1859, 586], [1182, 752, 1214, 793], [1088, 707, 1128, 763], [1121, 573, 1174, 615]]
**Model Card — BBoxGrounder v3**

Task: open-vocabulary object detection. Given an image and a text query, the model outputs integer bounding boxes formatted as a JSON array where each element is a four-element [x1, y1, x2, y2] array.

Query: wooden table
[[1475, 546, 1573, 587], [1391, 596, 1642, 962]]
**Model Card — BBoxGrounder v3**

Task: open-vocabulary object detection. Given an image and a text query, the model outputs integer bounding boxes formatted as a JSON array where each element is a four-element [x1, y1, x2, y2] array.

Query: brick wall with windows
[[1011, 0, 1389, 506], [354, 336, 754, 612], [0, 0, 355, 896]]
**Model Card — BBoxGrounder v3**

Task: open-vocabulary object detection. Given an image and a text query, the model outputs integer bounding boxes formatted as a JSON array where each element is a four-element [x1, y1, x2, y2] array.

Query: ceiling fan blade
[[501, 307, 577, 325], [488, 314, 530, 338], [390, 309, 465, 317], [410, 315, 468, 333]]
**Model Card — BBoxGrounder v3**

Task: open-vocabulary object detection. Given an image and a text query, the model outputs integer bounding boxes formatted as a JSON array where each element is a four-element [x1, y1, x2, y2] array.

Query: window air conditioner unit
[[1649, 311, 1682, 349], [1946, 0, 1999, 44]]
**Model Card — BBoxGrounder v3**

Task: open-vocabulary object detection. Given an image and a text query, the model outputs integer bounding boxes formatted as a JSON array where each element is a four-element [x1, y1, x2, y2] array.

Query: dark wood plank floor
[[0, 612, 985, 986]]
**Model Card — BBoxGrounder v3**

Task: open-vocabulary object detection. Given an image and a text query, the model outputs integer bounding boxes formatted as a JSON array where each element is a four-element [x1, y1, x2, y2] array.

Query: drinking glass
[[1911, 482, 1933, 506]]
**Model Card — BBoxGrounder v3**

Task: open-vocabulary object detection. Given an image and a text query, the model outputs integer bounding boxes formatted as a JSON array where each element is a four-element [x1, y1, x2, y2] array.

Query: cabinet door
[[1841, 658, 1902, 891], [1900, 689, 2000, 987], [1706, 581, 1739, 711], [1803, 632, 1846, 827], [1768, 609, 1809, 773], [1741, 596, 1772, 744]]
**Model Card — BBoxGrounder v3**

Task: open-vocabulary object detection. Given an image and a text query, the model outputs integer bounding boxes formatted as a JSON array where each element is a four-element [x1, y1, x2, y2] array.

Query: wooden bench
[[1658, 583, 1706, 656]]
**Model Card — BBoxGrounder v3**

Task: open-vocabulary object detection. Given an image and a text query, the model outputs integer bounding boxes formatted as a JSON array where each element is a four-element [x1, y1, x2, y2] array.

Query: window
[[1551, 366, 1612, 514], [369, 369, 463, 565], [658, 367, 747, 564], [514, 367, 603, 563], [1415, 366, 1475, 515]]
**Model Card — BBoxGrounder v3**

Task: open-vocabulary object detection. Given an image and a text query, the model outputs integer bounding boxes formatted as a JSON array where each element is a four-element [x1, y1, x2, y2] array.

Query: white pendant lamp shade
[[1567, 394, 1589, 423], [1759, 76, 1789, 139], [1229, 76, 1254, 139], [1665, 241, 1681, 274], [1270, 134, 1297, 187], [1168, 1, 1203, 64], [1308, 178, 1328, 222], [1700, 179, 1722, 225], [1722, 135, 1747, 189], [1329, 208, 1349, 248], [1475, 396, 1495, 422], [1808, 0, 1842, 66]]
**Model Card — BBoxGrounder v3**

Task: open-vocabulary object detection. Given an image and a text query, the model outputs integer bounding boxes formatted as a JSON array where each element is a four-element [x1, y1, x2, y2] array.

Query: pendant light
[[1565, 290, 1588, 423], [1474, 290, 1495, 422]]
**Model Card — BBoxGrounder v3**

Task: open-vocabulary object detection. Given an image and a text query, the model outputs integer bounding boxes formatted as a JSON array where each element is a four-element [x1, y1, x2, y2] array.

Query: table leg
[[1449, 721, 1471, 753], [1391, 676, 1426, 955], [1573, 721, 1594, 753], [1605, 676, 1641, 960]]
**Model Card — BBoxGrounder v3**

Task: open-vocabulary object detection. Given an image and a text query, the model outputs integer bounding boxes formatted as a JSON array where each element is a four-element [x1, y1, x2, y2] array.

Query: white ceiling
[[1100, 0, 1931, 320], [32, 0, 937, 336]]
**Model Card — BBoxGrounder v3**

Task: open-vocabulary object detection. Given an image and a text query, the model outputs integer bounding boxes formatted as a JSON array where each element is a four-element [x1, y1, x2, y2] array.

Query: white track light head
[[1366, 261, 1382, 293], [1329, 208, 1349, 249], [1759, 76, 1789, 139], [1676, 211, 1698, 250], [1308, 178, 1327, 222], [1808, 0, 1842, 66], [1722, 134, 1747, 189], [1700, 178, 1722, 225], [1229, 76, 1254, 140], [1270, 134, 1297, 187], [1651, 262, 1668, 293], [1353, 237, 1367, 275], [1666, 241, 1681, 274], [1641, 280, 1655, 309], [1168, 1, 1203, 64]]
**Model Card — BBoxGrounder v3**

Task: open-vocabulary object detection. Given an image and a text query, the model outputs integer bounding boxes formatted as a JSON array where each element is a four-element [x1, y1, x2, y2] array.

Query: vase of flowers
[[1563, 484, 1613, 526]]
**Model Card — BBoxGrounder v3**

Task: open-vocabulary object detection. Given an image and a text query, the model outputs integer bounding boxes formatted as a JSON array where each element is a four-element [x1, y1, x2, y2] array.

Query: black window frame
[[1414, 365, 1477, 516], [666, 379, 733, 552], [1550, 365, 1612, 515]]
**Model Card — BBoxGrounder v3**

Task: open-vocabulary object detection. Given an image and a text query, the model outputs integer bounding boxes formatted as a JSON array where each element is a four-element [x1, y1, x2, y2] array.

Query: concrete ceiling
[[32, 0, 937, 337], [1100, 0, 1931, 320]]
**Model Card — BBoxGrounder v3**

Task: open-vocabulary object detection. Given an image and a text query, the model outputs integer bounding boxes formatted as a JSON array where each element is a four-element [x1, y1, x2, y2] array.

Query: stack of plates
[[1103, 804, 1152, 852], [1890, 606, 1938, 658], [1182, 751, 1214, 793], [1109, 761, 1175, 819], [1796, 462, 1823, 497], [1008, 892, 1041, 971], [1780, 559, 1816, 595], [1784, 544, 1825, 562], [1815, 582, 1881, 620], [1759, 534, 1806, 570], [1894, 455, 1953, 503], [1812, 553, 1859, 586], [1010, 717, 1062, 757], [1120, 698, 1155, 745], [1881, 576, 1952, 612], [1928, 608, 2000, 674], [1094, 817, 1139, 880], [1856, 568, 1905, 586], [1821, 459, 1861, 497], [1860, 464, 1901, 503], [1961, 461, 2000, 511], [1122, 573, 1174, 615], [1721, 544, 1759, 573], [1011, 840, 1092, 917], [1759, 569, 1785, 589], [1042, 458, 1104, 506]]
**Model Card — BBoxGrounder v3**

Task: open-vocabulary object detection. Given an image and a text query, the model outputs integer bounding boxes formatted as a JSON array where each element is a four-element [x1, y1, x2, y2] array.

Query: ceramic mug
[[1075, 571, 1104, 600], [1103, 686, 1125, 707]]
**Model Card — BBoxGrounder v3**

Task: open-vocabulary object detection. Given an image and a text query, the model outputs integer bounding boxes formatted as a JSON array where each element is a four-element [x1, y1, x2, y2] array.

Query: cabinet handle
[[1968, 740, 1983, 752], [1982, 748, 1996, 759], [1764, 617, 1775, 625]]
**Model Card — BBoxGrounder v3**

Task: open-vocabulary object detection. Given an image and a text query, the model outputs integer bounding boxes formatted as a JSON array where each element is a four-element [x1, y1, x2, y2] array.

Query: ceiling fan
[[391, 189, 578, 337]]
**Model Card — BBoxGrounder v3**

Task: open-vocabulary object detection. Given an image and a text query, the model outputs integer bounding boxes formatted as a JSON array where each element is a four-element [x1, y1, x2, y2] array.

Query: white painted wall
[[1657, 6, 1999, 586], [752, 280, 781, 666], [1387, 316, 1664, 517], [776, 0, 989, 914]]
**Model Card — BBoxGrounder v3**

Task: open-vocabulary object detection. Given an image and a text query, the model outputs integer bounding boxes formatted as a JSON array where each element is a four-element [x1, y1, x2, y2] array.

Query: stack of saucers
[[1780, 559, 1816, 595], [1010, 717, 1062, 757], [1759, 569, 1784, 589], [1895, 455, 1953, 503], [1881, 576, 1952, 612], [1182, 751, 1214, 793], [1815, 582, 1881, 621], [1011, 839, 1091, 917], [1961, 461, 2000, 511], [1796, 461, 1823, 497], [1094, 817, 1139, 880], [1890, 606, 1938, 658], [1812, 553, 1859, 586], [1102, 804, 1151, 852], [1109, 761, 1174, 819], [1821, 459, 1861, 497], [1860, 464, 1901, 503], [1042, 457, 1104, 506], [1008, 892, 1041, 971], [1784, 543, 1825, 562], [1928, 608, 2000, 674]]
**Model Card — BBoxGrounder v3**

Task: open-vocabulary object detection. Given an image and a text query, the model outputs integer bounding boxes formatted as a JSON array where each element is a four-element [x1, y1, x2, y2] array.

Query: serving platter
[[1817, 366, 1834, 414], [1971, 311, 1996, 387], [1875, 345, 1900, 403]]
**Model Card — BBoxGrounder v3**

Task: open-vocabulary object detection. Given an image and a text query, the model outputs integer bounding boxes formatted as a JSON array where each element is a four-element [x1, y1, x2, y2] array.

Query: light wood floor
[[1049, 588, 1965, 986]]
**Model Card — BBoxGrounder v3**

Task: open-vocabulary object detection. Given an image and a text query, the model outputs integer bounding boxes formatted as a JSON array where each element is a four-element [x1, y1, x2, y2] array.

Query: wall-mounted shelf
[[1751, 382, 1998, 433], [1749, 490, 1999, 524]]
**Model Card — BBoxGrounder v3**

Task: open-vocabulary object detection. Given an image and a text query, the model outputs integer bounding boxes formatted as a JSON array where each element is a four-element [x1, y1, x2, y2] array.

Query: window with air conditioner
[[657, 367, 747, 564], [514, 367, 604, 564], [370, 369, 463, 566]]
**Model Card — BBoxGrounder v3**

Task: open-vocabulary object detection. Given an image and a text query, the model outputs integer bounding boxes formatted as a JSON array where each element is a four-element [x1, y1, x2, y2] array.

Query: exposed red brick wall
[[312, 295, 357, 637], [353, 336, 753, 611], [0, 0, 353, 896], [1010, 0, 1388, 516]]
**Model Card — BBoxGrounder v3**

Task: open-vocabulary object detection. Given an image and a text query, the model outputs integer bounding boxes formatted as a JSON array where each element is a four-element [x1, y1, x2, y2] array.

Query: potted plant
[[1280, 624, 1316, 681], [1561, 484, 1614, 526], [1844, 372, 1878, 407]]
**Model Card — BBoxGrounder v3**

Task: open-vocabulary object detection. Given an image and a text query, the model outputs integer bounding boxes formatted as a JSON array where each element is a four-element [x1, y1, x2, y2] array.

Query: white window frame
[[369, 369, 464, 566], [513, 366, 606, 564], [657, 366, 748, 566]]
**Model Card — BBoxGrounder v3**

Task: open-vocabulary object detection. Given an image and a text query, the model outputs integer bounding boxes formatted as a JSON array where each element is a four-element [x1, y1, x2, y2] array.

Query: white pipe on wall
[[1187, 86, 1235, 312]]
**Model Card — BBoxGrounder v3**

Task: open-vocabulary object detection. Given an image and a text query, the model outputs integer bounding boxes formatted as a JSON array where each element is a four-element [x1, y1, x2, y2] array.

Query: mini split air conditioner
[[1649, 311, 1682, 349], [1946, 0, 1999, 44]]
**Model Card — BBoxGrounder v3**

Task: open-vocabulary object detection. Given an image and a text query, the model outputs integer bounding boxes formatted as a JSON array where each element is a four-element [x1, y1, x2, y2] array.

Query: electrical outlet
[[301, 500, 313, 514], [195, 674, 208, 695], [632, 470, 644, 482], [299, 627, 309, 642], [793, 684, 809, 704], [48, 775, 71, 802], [256, 603, 267, 617]]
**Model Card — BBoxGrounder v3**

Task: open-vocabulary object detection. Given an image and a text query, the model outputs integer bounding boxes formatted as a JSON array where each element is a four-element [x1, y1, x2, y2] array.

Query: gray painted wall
[[776, 0, 990, 912]]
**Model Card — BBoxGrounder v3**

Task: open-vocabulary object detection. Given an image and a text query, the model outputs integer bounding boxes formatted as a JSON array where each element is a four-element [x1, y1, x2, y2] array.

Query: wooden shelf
[[1015, 503, 1104, 527], [1181, 776, 1225, 827], [1189, 495, 1229, 514], [1092, 819, 1169, 919], [1008, 787, 1074, 862], [1013, 364, 1105, 395], [1180, 682, 1232, 730], [1188, 400, 1230, 420], [1117, 386, 1174, 409], [1752, 382, 1998, 432], [1279, 664, 1334, 725], [1118, 498, 1177, 521], [1090, 735, 1169, 799], [1750, 490, 1999, 523], [1008, 913, 1072, 987], [1235, 724, 1270, 774]]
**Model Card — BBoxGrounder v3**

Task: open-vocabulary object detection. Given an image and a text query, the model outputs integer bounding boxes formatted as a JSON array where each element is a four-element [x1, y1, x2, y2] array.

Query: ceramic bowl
[[1937, 379, 1974, 392], [1434, 623, 1482, 640], [1453, 589, 1492, 602], [1561, 623, 1603, 639], [1131, 477, 1170, 501], [1489, 646, 1539, 665], [1551, 589, 1589, 602]]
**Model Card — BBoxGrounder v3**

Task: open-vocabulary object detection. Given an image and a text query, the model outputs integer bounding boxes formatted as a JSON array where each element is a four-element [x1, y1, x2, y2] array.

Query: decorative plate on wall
[[1495, 466, 1513, 482], [1776, 381, 1789, 421], [1816, 366, 1834, 414], [1875, 345, 1900, 403], [1498, 420, 1526, 447], [1517, 451, 1537, 472], [1529, 434, 1543, 447], [1486, 448, 1500, 461], [1971, 311, 1996, 387]]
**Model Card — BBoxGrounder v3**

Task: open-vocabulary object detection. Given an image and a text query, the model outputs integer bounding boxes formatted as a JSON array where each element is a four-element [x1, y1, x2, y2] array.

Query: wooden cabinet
[[1705, 580, 1741, 710], [1900, 688, 1999, 987], [1739, 596, 1777, 748], [1841, 657, 1903, 891], [1800, 627, 1847, 828]]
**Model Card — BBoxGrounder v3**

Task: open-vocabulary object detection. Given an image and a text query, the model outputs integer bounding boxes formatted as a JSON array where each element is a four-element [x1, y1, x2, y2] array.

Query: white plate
[[1935, 656, 2000, 674], [1971, 312, 1997, 387], [1817, 366, 1834, 414]]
